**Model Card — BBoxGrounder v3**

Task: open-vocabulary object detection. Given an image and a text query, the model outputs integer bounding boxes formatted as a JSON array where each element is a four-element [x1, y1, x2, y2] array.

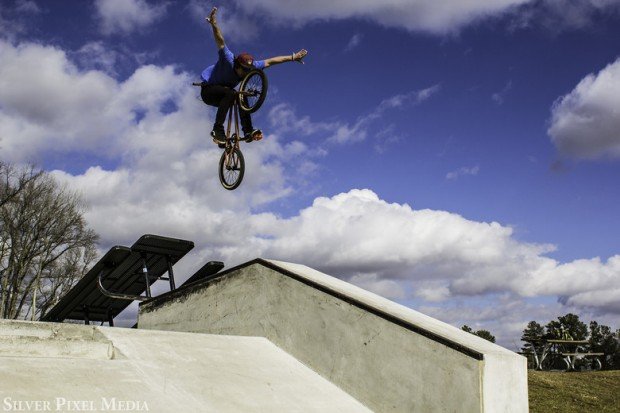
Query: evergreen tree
[[461, 325, 495, 343], [474, 329, 496, 343], [521, 321, 544, 352], [589, 321, 620, 370], [545, 313, 587, 340]]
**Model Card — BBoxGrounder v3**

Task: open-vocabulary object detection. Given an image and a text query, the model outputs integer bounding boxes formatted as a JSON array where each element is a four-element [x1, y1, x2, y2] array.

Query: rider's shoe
[[243, 129, 263, 142], [211, 129, 226, 145]]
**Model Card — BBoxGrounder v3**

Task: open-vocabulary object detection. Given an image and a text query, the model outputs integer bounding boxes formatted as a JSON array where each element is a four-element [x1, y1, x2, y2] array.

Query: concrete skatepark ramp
[[139, 259, 528, 412], [0, 258, 528, 412], [0, 320, 370, 412]]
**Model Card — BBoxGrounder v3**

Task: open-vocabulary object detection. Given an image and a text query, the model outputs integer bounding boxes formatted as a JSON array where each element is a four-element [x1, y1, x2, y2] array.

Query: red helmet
[[235, 52, 254, 69]]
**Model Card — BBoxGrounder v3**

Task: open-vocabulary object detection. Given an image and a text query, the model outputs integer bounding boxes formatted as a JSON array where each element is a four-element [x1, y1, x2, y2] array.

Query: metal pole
[[167, 256, 176, 291], [142, 254, 152, 298], [83, 305, 90, 325], [107, 309, 114, 327]]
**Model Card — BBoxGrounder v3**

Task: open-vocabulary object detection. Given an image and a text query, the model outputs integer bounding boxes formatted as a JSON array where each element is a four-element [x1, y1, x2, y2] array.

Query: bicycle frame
[[218, 91, 247, 190], [222, 89, 256, 164], [225, 93, 242, 151]]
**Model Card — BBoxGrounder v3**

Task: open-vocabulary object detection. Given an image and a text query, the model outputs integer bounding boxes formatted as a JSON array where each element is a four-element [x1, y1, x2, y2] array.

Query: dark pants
[[201, 84, 253, 134]]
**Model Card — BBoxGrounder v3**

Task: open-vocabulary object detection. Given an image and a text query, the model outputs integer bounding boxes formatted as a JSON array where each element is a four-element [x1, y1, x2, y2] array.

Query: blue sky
[[1, 0, 619, 346]]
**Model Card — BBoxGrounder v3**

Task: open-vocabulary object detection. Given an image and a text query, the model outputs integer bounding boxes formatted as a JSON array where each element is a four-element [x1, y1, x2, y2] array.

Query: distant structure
[[1, 234, 528, 412]]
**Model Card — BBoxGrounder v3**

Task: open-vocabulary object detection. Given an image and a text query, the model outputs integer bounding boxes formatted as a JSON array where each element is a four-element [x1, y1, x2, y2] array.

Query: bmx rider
[[201, 7, 308, 144]]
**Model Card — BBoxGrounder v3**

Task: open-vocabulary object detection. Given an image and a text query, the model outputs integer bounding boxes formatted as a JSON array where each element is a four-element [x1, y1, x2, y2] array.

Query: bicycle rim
[[239, 70, 267, 113], [218, 148, 245, 190]]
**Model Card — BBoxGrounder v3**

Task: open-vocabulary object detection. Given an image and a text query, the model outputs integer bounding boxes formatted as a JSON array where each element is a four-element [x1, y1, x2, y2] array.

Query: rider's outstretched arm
[[264, 49, 308, 68], [206, 7, 225, 49]]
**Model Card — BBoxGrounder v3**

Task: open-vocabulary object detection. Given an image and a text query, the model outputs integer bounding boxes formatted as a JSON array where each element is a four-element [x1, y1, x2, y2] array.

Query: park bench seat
[[41, 234, 194, 325], [180, 261, 225, 287], [561, 352, 604, 357]]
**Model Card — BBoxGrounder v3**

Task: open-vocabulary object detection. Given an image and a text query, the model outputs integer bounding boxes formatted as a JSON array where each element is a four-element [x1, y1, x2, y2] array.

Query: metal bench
[[180, 261, 225, 287], [41, 234, 194, 326]]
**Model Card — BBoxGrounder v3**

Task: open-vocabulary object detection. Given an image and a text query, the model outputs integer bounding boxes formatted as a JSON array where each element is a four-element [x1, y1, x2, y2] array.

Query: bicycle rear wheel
[[219, 147, 245, 190], [239, 70, 268, 113]]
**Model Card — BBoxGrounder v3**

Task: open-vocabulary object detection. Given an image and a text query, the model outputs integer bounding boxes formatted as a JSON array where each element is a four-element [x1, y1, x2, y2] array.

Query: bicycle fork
[[225, 99, 240, 147], [224, 99, 241, 170]]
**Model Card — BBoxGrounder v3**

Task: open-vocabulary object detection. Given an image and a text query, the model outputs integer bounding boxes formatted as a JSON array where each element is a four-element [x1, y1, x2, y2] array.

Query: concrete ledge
[[138, 259, 529, 413], [0, 320, 117, 360]]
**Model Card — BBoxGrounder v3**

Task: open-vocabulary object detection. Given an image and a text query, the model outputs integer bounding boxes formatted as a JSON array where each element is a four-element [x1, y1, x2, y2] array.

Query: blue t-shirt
[[201, 46, 265, 88]]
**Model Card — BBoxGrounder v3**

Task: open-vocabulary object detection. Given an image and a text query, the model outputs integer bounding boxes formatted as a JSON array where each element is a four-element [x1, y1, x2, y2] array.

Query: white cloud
[[0, 40, 193, 162], [348, 273, 405, 300], [216, 1, 620, 35], [492, 80, 513, 105], [562, 288, 620, 313], [345, 33, 363, 52], [422, 290, 620, 349], [71, 41, 121, 75], [187, 0, 259, 43], [374, 125, 403, 154], [266, 86, 440, 148], [0, 0, 43, 40], [201, 188, 620, 316], [419, 295, 566, 349], [95, 0, 168, 35], [446, 165, 480, 180], [548, 58, 620, 160], [0, 41, 121, 161], [415, 282, 451, 302], [69, 42, 157, 76], [218, 189, 556, 280], [233, 0, 530, 34], [14, 0, 42, 14], [268, 103, 337, 137], [328, 85, 441, 144], [510, 0, 620, 31]]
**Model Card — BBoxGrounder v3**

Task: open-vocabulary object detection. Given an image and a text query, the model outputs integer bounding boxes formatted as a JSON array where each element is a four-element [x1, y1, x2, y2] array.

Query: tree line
[[0, 162, 98, 320]]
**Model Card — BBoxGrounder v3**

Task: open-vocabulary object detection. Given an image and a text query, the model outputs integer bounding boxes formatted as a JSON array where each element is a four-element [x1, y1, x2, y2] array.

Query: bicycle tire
[[239, 70, 268, 113], [218, 147, 245, 190]]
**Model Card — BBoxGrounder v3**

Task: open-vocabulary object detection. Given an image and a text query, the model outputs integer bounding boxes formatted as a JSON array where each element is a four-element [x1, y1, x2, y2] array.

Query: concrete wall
[[139, 259, 528, 413]]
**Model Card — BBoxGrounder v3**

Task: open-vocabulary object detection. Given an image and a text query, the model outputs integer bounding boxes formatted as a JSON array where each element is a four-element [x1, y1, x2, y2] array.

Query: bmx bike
[[195, 70, 268, 190]]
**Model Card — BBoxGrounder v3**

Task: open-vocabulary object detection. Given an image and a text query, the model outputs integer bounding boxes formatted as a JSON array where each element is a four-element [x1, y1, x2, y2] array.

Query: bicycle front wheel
[[219, 147, 245, 190], [239, 70, 268, 113]]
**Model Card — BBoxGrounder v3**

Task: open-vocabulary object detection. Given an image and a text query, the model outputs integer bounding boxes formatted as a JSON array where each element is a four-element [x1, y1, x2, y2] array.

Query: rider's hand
[[293, 49, 308, 64], [205, 7, 217, 25]]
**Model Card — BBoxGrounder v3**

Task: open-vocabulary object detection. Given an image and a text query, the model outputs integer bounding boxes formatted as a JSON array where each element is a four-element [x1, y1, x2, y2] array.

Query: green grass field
[[529, 370, 620, 412]]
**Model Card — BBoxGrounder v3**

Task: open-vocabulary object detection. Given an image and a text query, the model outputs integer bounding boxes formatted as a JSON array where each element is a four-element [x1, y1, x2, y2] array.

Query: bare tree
[[0, 162, 43, 208], [0, 163, 98, 320]]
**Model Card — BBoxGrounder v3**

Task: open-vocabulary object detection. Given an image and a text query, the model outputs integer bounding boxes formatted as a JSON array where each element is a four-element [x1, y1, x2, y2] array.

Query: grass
[[529, 370, 620, 412]]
